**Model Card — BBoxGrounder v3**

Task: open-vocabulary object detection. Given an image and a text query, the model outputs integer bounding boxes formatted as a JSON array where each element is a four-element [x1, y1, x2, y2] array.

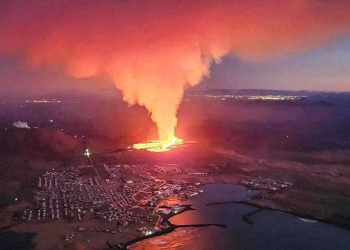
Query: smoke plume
[[13, 121, 30, 129], [1, 0, 350, 143]]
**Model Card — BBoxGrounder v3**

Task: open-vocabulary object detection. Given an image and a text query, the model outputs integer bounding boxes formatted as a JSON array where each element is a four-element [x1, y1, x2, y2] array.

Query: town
[[11, 154, 296, 248], [240, 177, 293, 191], [13, 161, 203, 242]]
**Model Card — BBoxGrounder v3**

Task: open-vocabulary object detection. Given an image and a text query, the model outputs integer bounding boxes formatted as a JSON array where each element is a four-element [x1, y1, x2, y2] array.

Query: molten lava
[[133, 137, 183, 152]]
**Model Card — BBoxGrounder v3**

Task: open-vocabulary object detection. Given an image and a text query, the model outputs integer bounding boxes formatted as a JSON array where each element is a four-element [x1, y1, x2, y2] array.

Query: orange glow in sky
[[1, 0, 350, 141]]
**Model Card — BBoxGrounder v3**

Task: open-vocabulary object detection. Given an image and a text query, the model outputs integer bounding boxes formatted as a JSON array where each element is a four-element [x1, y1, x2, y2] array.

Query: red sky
[[0, 0, 350, 141]]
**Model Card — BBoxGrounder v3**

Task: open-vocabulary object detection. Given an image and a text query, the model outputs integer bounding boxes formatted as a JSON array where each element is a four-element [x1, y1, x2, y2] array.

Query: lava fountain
[[133, 137, 183, 152]]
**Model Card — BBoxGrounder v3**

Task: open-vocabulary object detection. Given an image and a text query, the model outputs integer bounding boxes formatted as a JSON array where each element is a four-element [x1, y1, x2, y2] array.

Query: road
[[84, 155, 118, 208]]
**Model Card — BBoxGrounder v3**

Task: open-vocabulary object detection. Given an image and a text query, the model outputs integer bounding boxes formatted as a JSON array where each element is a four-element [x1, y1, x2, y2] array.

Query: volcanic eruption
[[133, 137, 184, 152], [0, 0, 350, 152]]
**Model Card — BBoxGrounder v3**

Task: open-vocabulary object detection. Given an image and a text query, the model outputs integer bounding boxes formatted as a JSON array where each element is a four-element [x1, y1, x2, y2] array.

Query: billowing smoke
[[1, 0, 350, 143], [13, 121, 30, 129]]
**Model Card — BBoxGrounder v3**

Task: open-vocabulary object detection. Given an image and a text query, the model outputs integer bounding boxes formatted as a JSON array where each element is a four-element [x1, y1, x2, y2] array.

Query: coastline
[[206, 194, 350, 231], [4, 183, 350, 250], [120, 204, 226, 250], [123, 183, 350, 250]]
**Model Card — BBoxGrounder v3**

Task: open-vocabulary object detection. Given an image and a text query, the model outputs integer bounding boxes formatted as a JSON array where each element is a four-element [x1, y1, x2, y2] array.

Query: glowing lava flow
[[133, 137, 183, 152]]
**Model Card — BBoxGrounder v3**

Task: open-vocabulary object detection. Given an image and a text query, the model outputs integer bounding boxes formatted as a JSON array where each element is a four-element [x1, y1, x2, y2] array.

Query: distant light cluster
[[26, 99, 61, 104], [188, 94, 305, 101], [244, 95, 304, 101]]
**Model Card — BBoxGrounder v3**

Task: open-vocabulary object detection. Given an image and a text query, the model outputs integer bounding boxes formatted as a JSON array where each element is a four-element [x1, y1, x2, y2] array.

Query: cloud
[[0, 0, 349, 142]]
